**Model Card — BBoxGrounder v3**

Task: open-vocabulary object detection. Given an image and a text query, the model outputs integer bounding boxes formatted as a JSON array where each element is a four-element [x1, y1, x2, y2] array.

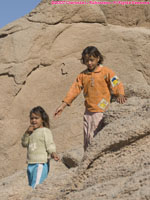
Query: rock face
[[0, 0, 150, 199], [60, 97, 150, 200]]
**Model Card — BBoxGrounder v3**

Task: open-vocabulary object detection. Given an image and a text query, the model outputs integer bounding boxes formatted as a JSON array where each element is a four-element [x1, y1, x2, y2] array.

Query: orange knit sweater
[[63, 65, 125, 112]]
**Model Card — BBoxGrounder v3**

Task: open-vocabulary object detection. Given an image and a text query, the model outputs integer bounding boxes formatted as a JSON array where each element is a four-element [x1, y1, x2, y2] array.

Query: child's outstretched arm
[[54, 102, 67, 118], [54, 74, 83, 118]]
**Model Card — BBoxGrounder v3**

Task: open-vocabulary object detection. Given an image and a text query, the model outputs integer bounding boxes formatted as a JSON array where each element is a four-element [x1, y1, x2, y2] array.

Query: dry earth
[[0, 0, 150, 199]]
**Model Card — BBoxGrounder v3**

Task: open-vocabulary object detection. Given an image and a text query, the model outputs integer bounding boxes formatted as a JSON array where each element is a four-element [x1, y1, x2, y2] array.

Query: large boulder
[[0, 2, 150, 200]]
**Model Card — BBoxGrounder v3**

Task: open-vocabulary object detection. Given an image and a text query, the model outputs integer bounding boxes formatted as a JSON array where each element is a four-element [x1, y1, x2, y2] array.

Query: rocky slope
[[0, 0, 150, 199]]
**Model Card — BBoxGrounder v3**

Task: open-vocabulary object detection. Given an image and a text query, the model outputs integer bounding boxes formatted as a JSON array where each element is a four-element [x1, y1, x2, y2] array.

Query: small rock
[[62, 147, 84, 168]]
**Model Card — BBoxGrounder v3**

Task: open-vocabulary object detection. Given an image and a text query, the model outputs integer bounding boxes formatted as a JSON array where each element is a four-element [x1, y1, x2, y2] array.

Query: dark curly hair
[[30, 106, 50, 128], [81, 46, 104, 65]]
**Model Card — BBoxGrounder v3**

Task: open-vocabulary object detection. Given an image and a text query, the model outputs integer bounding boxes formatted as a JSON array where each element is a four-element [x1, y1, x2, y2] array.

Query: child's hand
[[26, 125, 34, 134], [54, 102, 67, 118], [117, 94, 127, 104], [51, 152, 60, 161]]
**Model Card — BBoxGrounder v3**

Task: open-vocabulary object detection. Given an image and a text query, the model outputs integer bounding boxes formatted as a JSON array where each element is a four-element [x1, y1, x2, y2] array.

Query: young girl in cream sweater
[[22, 106, 59, 189]]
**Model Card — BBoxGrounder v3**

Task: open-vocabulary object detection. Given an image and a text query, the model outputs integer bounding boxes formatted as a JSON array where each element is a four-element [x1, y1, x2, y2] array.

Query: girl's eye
[[30, 117, 38, 120]]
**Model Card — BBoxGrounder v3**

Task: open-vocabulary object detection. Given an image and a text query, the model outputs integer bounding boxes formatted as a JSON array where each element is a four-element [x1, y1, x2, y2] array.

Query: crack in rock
[[26, 65, 40, 78], [14, 63, 52, 97], [26, 18, 63, 26], [0, 34, 8, 39], [87, 130, 150, 170], [0, 26, 31, 40], [0, 72, 18, 84], [49, 25, 71, 50]]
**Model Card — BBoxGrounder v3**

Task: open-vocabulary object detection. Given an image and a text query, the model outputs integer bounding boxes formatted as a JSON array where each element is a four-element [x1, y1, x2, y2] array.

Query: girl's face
[[30, 113, 43, 130], [84, 54, 100, 71]]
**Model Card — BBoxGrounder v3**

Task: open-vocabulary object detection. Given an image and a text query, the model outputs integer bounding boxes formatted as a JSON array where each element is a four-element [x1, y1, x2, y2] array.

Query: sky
[[0, 0, 41, 29]]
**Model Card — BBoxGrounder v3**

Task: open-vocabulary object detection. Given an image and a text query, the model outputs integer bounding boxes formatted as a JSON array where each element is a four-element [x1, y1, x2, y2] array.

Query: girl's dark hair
[[81, 46, 104, 65], [30, 106, 50, 128]]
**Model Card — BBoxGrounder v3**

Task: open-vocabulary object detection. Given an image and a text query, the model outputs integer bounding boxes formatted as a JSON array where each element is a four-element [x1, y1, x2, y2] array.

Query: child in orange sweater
[[54, 46, 126, 150]]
